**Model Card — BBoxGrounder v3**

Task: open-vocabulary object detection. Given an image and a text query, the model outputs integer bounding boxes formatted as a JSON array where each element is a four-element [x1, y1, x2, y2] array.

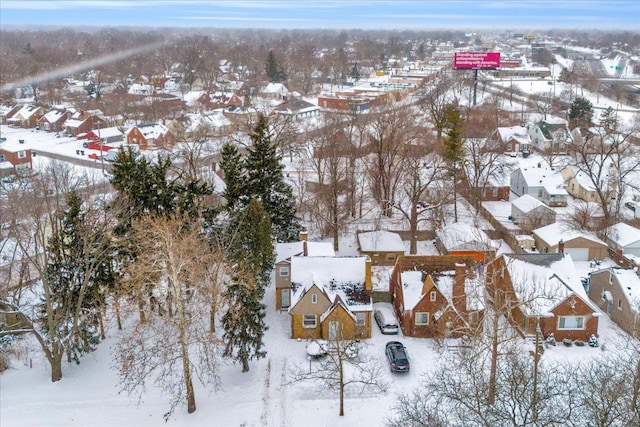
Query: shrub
[[574, 340, 585, 347], [563, 338, 573, 347]]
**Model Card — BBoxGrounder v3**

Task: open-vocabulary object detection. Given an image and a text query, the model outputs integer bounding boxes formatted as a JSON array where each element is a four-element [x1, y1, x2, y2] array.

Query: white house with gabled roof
[[510, 166, 568, 207]]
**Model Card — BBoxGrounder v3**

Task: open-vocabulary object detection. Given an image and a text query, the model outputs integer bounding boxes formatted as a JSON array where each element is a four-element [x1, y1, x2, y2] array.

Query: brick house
[[588, 267, 640, 337], [7, 105, 46, 128], [0, 103, 20, 125], [357, 230, 405, 266], [125, 123, 175, 150], [65, 113, 107, 137], [0, 145, 33, 177], [37, 108, 67, 132], [486, 253, 600, 341], [390, 255, 483, 338], [435, 222, 498, 263], [287, 255, 372, 340]]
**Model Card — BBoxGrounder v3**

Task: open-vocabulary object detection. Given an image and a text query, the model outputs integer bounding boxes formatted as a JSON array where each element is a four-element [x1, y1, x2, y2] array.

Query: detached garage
[[532, 222, 608, 261], [605, 222, 640, 258]]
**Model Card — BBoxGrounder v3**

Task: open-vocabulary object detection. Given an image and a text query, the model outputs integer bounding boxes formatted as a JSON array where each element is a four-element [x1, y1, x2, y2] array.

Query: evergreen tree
[[222, 199, 270, 372], [441, 105, 466, 223], [350, 63, 360, 82], [245, 113, 302, 242], [568, 97, 593, 132], [43, 191, 110, 364], [599, 106, 618, 133], [265, 49, 286, 83], [219, 142, 246, 211]]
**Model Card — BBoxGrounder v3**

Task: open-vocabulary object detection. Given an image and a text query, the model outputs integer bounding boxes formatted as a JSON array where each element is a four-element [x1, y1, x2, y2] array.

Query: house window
[[618, 299, 622, 310], [386, 254, 396, 262], [0, 155, 5, 162], [279, 266, 289, 277], [558, 316, 585, 330], [281, 289, 290, 308], [415, 312, 429, 325], [492, 188, 498, 197], [430, 291, 437, 302], [470, 312, 478, 324], [44, 122, 50, 131], [538, 189, 543, 197], [311, 294, 317, 304], [355, 313, 366, 326], [18, 151, 26, 159], [303, 315, 317, 328], [609, 273, 613, 284]]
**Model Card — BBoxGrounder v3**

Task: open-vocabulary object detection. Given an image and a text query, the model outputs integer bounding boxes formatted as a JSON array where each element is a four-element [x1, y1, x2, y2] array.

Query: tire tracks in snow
[[259, 356, 289, 427]]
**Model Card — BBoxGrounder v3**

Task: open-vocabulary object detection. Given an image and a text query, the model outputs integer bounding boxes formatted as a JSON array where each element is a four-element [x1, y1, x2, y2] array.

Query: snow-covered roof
[[65, 118, 86, 129], [503, 253, 599, 316], [261, 82, 288, 94], [606, 223, 640, 248], [92, 126, 122, 139], [13, 105, 42, 120], [497, 125, 531, 144], [127, 123, 170, 139], [512, 194, 545, 213], [275, 241, 335, 263], [608, 268, 640, 314], [358, 230, 405, 253], [533, 222, 606, 247], [436, 223, 498, 252], [183, 90, 207, 107], [290, 256, 370, 312], [41, 109, 66, 123], [401, 270, 424, 310], [514, 167, 568, 196]]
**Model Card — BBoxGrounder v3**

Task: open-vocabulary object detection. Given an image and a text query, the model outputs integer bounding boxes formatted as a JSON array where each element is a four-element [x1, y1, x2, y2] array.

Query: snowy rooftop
[[512, 194, 545, 213], [515, 167, 568, 195], [127, 123, 170, 139], [533, 222, 605, 246], [606, 222, 640, 248], [275, 241, 335, 263], [436, 222, 498, 252], [503, 253, 599, 316], [358, 230, 405, 253], [401, 270, 424, 310], [610, 268, 640, 314], [41, 109, 66, 123], [497, 125, 531, 144]]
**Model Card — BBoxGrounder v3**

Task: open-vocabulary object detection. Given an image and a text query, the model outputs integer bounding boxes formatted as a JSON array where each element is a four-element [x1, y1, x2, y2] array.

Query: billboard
[[454, 52, 501, 69]]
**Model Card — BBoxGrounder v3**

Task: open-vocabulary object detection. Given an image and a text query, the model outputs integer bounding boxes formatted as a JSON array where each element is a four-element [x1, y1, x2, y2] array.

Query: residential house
[[65, 112, 107, 137], [288, 256, 373, 340], [37, 108, 67, 132], [260, 83, 289, 101], [7, 105, 46, 128], [511, 194, 556, 230], [272, 98, 320, 120], [274, 234, 335, 311], [0, 103, 20, 125], [528, 118, 573, 152], [492, 125, 532, 153], [435, 222, 498, 263], [588, 267, 640, 336], [560, 164, 615, 204], [317, 94, 372, 112], [486, 253, 600, 341], [605, 222, 640, 262], [0, 142, 33, 177], [390, 255, 483, 338], [463, 158, 511, 202], [83, 126, 124, 145], [125, 122, 175, 150], [532, 223, 608, 261], [510, 166, 568, 207], [357, 230, 405, 266]]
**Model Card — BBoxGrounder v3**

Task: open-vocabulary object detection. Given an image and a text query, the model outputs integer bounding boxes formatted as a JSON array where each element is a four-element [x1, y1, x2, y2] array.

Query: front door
[[329, 321, 339, 341]]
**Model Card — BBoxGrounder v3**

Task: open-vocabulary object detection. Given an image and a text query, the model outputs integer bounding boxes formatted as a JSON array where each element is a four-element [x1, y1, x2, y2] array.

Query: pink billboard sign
[[454, 52, 501, 69]]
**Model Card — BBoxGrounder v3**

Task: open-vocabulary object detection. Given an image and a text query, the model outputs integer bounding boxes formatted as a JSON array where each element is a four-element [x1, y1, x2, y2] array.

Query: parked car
[[374, 305, 399, 335], [385, 341, 410, 373]]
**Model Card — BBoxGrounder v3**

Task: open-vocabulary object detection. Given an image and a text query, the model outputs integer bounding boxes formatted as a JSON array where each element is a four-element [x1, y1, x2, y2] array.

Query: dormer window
[[311, 294, 317, 304]]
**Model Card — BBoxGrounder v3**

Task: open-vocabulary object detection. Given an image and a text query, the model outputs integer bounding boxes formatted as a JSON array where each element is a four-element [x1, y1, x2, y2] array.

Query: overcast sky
[[1, 0, 638, 30]]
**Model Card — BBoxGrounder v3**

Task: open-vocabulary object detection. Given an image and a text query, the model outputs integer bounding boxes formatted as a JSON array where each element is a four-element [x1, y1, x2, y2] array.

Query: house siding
[[588, 270, 640, 337]]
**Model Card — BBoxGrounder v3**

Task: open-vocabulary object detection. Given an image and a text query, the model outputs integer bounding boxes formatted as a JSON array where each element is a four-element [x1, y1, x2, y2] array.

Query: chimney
[[365, 257, 372, 291], [558, 239, 565, 254], [453, 263, 467, 314], [299, 231, 308, 242]]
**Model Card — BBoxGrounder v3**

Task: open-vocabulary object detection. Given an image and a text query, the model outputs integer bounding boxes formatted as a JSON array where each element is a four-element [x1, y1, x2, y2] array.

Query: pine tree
[[350, 63, 360, 82], [222, 199, 271, 372], [219, 142, 246, 211], [43, 191, 109, 364], [441, 105, 466, 223], [245, 113, 302, 242], [599, 106, 618, 133], [568, 97, 593, 132], [265, 50, 286, 83]]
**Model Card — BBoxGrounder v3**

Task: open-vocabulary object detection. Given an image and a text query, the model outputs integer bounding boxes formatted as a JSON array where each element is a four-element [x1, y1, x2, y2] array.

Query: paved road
[[34, 150, 113, 173]]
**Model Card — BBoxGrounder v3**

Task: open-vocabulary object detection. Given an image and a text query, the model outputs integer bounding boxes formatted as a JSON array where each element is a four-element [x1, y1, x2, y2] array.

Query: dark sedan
[[385, 341, 410, 373]]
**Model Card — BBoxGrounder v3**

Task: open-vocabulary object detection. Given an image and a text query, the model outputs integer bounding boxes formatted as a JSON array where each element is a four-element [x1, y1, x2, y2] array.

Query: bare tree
[[417, 73, 454, 141], [290, 334, 388, 417], [115, 214, 223, 417]]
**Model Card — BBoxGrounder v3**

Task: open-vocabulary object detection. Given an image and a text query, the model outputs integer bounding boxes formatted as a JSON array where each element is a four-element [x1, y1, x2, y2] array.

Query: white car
[[374, 305, 399, 335]]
